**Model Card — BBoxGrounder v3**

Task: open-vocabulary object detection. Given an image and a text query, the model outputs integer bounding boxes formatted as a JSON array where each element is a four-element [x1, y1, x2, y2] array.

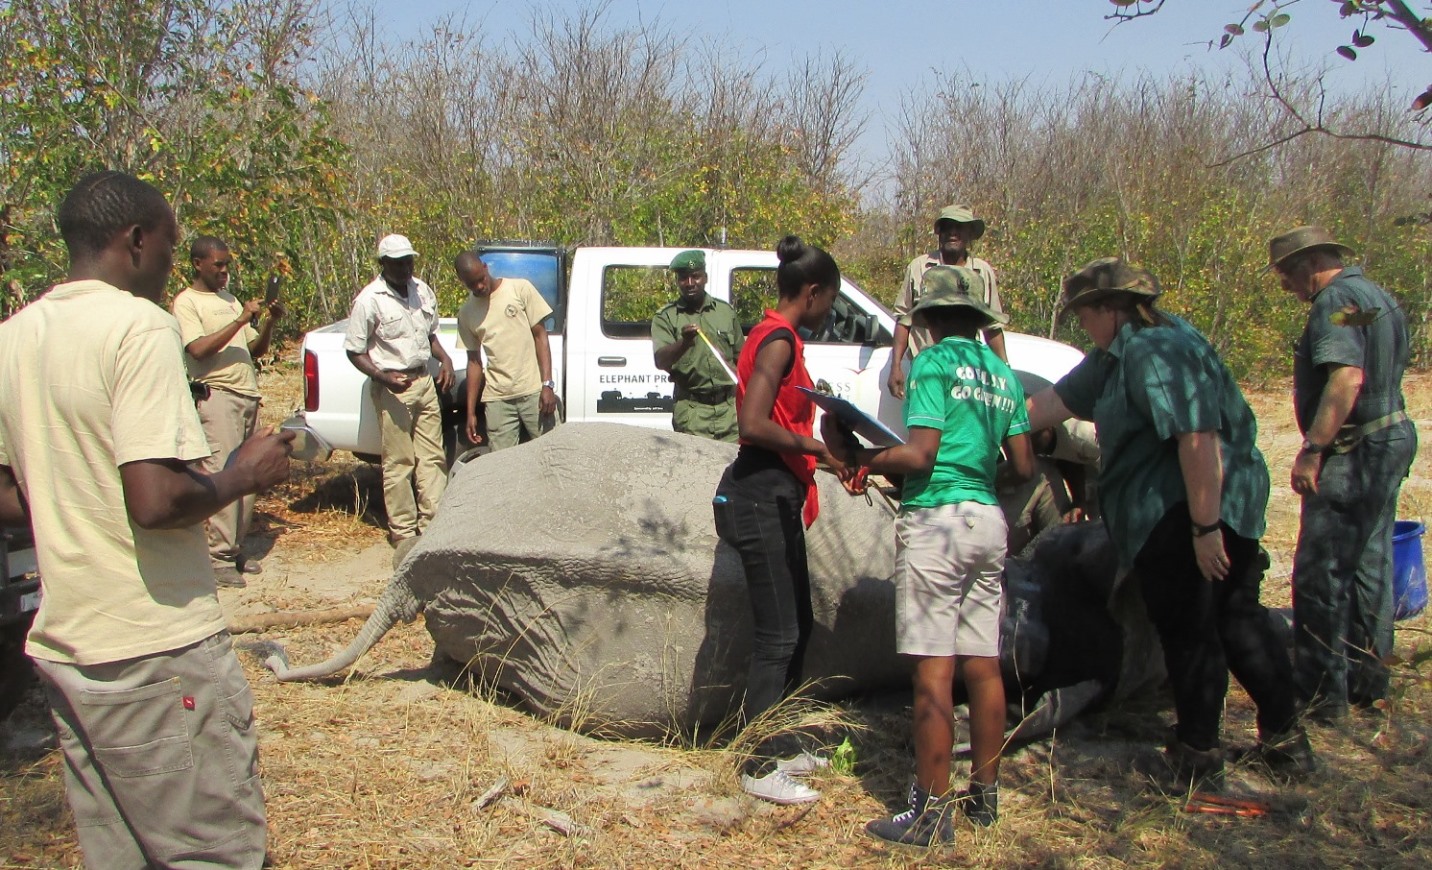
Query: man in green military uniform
[[652, 249, 744, 441], [1269, 226, 1416, 721]]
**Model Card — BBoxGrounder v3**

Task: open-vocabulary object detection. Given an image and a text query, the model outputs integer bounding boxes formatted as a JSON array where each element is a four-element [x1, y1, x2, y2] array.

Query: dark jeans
[[1292, 422, 1417, 714], [1133, 503, 1297, 751], [713, 455, 811, 773]]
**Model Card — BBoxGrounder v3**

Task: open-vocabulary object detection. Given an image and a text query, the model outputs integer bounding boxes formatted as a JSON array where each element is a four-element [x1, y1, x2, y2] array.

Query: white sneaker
[[740, 769, 820, 804], [775, 751, 831, 777]]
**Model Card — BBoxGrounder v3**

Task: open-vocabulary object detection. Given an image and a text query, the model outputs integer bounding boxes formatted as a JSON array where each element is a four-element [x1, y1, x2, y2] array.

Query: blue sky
[[382, 1, 1426, 181]]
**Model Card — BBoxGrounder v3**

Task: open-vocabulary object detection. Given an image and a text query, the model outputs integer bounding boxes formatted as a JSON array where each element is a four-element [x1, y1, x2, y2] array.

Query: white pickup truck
[[293, 244, 1084, 460]]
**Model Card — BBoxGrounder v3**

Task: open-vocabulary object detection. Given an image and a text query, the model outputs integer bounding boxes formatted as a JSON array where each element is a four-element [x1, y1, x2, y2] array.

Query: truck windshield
[[478, 249, 564, 334]]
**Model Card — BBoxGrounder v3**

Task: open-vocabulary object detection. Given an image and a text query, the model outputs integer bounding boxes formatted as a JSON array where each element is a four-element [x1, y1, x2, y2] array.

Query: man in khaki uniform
[[345, 234, 455, 550], [172, 235, 284, 586], [0, 170, 294, 868], [453, 252, 556, 451], [888, 205, 1008, 398], [651, 249, 744, 442]]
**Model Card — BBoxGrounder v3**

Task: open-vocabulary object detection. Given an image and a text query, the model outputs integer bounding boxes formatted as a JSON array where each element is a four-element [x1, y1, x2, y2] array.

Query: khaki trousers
[[196, 388, 260, 564], [371, 375, 447, 539], [34, 632, 267, 869]]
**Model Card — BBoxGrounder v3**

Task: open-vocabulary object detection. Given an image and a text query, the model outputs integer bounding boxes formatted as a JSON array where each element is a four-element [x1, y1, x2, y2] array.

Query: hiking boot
[[775, 751, 830, 777], [214, 565, 247, 589], [954, 781, 999, 827], [865, 783, 955, 847], [1163, 731, 1225, 790], [1235, 728, 1318, 779], [740, 769, 819, 805]]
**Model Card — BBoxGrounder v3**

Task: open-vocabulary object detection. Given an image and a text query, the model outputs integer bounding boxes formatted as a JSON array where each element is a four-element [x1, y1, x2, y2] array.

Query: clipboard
[[797, 387, 905, 446]]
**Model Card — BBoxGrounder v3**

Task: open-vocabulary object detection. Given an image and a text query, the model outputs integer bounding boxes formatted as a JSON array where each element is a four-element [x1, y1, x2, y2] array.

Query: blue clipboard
[[797, 387, 905, 447]]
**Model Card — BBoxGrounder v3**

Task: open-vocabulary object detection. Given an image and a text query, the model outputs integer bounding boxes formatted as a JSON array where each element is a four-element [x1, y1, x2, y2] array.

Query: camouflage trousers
[[1292, 421, 1417, 715]]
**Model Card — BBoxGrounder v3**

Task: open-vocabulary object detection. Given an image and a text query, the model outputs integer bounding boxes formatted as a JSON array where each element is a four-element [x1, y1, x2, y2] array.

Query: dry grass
[[3, 363, 1430, 869]]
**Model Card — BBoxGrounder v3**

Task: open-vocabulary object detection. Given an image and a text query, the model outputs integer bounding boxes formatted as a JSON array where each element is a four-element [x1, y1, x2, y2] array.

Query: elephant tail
[[263, 574, 422, 682]]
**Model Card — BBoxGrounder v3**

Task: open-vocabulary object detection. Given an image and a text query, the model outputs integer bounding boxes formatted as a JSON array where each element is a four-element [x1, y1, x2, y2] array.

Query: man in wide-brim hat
[[889, 205, 1008, 399], [1268, 224, 1417, 722]]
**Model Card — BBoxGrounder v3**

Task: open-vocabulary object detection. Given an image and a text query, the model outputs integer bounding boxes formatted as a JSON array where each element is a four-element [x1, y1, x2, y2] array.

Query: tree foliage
[[309, 4, 865, 315], [0, 0, 346, 320], [1107, 1, 1432, 137], [859, 67, 1432, 381]]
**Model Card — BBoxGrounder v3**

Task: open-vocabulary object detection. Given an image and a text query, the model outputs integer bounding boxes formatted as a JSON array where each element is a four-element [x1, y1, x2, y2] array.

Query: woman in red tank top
[[712, 236, 848, 805]]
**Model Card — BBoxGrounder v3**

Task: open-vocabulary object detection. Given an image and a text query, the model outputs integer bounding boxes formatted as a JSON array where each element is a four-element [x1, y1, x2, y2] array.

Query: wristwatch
[[1299, 438, 1326, 456], [1191, 520, 1222, 538], [542, 379, 556, 390]]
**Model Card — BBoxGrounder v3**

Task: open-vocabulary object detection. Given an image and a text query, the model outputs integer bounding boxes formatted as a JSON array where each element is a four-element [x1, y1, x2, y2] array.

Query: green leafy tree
[[0, 0, 347, 329]]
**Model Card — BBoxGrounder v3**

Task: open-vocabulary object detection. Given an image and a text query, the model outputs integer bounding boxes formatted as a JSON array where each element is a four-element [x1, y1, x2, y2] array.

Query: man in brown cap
[[888, 205, 1007, 399], [1268, 226, 1416, 722]]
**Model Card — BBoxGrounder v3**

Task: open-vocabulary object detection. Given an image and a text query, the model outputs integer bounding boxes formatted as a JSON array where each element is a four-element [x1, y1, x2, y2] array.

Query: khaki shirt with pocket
[[0, 280, 223, 665], [172, 286, 260, 397], [895, 253, 1003, 356], [344, 275, 440, 372]]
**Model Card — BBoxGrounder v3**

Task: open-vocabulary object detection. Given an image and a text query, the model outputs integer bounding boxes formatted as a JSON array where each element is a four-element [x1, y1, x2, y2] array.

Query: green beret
[[669, 250, 706, 272]]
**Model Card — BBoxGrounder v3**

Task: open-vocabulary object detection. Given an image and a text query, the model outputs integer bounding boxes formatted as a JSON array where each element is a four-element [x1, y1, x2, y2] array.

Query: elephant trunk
[[264, 574, 422, 682]]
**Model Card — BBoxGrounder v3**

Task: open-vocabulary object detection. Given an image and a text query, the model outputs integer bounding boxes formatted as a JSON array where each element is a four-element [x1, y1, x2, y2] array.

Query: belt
[[386, 366, 428, 375], [677, 386, 733, 404], [1331, 409, 1409, 453]]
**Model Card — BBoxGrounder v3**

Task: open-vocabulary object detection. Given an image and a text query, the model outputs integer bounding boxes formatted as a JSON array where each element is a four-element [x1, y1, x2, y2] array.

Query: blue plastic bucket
[[1393, 520, 1427, 621]]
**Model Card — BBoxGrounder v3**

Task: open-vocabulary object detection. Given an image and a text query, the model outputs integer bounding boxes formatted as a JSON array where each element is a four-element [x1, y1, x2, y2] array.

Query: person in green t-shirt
[[652, 249, 744, 442], [1026, 257, 1315, 787], [827, 265, 1033, 846]]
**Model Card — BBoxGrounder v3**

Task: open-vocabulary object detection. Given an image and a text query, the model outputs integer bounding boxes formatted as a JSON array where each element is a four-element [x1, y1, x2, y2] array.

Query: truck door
[[717, 253, 906, 439], [564, 248, 684, 429]]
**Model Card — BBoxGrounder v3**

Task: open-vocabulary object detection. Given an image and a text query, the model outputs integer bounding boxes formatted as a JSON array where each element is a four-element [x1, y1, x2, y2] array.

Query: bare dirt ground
[[3, 358, 1430, 869]]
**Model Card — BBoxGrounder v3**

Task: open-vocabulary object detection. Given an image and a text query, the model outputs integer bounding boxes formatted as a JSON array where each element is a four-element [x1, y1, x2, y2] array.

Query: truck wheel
[[0, 624, 36, 723]]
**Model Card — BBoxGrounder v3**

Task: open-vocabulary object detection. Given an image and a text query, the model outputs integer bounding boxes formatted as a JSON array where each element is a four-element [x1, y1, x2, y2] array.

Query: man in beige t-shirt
[[888, 204, 1008, 399], [0, 171, 293, 869], [171, 235, 284, 586], [453, 252, 557, 451]]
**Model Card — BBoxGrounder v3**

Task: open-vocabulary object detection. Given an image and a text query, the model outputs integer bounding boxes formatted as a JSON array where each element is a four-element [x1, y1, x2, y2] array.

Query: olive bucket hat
[[911, 265, 1008, 328], [1264, 226, 1354, 273], [933, 204, 986, 240], [1058, 257, 1161, 319]]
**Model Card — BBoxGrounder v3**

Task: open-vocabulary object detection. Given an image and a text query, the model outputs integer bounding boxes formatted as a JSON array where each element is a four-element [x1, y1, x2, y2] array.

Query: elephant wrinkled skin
[[266, 423, 1163, 740]]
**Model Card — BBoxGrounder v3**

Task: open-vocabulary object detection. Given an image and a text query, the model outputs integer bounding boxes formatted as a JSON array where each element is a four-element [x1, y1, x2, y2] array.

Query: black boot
[[1236, 728, 1318, 779], [865, 783, 955, 847], [955, 780, 999, 827], [1163, 730, 1225, 790]]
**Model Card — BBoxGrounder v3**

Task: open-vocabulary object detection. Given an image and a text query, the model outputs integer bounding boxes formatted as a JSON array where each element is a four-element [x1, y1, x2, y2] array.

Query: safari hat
[[1265, 226, 1354, 273], [911, 265, 1008, 327], [376, 234, 418, 260], [1059, 257, 1161, 318], [669, 249, 706, 272], [933, 204, 986, 240]]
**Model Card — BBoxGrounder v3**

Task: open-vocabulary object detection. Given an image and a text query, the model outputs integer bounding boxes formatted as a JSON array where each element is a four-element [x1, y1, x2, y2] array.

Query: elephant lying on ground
[[264, 423, 1164, 739]]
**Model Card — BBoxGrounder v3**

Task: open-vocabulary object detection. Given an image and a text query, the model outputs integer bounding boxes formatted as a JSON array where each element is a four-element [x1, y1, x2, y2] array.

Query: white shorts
[[894, 501, 1007, 658]]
